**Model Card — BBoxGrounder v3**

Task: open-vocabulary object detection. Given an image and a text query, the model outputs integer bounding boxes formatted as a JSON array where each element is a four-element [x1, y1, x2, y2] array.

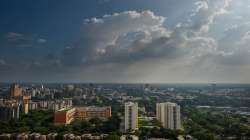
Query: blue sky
[[0, 0, 250, 83]]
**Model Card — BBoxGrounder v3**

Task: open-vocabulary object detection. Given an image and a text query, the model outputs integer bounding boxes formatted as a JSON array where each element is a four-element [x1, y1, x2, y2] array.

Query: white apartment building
[[156, 102, 181, 130], [124, 102, 138, 132]]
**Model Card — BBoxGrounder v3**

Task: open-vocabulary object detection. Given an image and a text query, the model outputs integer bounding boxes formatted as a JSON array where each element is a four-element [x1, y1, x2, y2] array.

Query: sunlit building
[[75, 106, 111, 120], [10, 84, 22, 99], [54, 108, 76, 125], [22, 95, 31, 114], [54, 106, 111, 125]]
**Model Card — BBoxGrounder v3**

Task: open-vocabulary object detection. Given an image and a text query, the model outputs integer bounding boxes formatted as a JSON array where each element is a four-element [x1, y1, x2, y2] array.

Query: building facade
[[124, 102, 138, 132], [75, 106, 111, 120], [0, 100, 21, 121], [156, 102, 181, 130], [54, 106, 111, 125], [10, 84, 22, 98], [120, 135, 139, 140], [22, 95, 31, 114], [54, 108, 76, 125]]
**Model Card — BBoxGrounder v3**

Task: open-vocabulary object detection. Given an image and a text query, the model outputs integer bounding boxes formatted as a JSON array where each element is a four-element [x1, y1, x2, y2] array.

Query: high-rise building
[[0, 100, 21, 121], [124, 102, 138, 132], [10, 84, 22, 98], [156, 102, 181, 130], [22, 95, 31, 114]]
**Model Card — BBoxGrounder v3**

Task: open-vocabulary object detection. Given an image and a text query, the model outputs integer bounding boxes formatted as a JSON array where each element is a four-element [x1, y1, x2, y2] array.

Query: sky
[[0, 0, 250, 83]]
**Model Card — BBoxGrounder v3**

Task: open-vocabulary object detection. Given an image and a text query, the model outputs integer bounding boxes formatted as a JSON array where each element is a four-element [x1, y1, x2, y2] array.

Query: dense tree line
[[0, 110, 121, 135], [182, 107, 250, 140]]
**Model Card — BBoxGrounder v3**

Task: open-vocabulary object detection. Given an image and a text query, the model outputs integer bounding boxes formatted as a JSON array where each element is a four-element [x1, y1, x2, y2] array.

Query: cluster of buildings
[[0, 133, 190, 140], [53, 101, 181, 137], [0, 99, 21, 120], [120, 135, 139, 140], [54, 106, 112, 125], [0, 84, 30, 120], [0, 133, 175, 140], [0, 133, 108, 140], [0, 133, 54, 140], [28, 98, 72, 111], [63, 133, 108, 140], [124, 102, 181, 132], [0, 83, 183, 140], [120, 135, 185, 140], [0, 84, 74, 121], [53, 100, 181, 132]]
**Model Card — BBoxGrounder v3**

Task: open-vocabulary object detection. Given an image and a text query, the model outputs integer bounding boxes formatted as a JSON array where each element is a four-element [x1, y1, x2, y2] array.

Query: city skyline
[[0, 82, 249, 139], [1, 0, 250, 83]]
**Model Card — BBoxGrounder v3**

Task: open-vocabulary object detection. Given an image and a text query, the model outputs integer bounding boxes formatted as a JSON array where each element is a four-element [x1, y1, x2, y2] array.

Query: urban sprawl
[[0, 83, 250, 140]]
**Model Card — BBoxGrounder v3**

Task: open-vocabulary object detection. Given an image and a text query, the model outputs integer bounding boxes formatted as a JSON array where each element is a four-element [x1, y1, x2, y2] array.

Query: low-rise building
[[47, 133, 58, 140], [0, 134, 12, 139], [81, 134, 107, 140], [75, 106, 111, 120], [54, 106, 111, 125], [54, 108, 76, 125], [16, 133, 29, 140], [63, 133, 75, 140], [120, 135, 139, 140], [148, 138, 169, 140]]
